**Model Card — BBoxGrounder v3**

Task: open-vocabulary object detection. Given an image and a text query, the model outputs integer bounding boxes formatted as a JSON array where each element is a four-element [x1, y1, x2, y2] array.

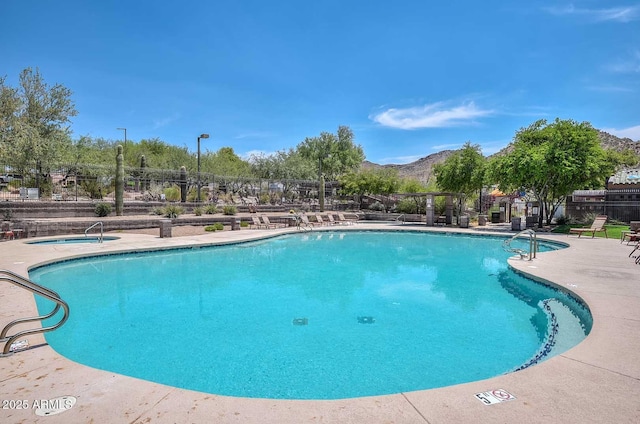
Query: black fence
[[566, 188, 640, 223], [0, 163, 345, 207]]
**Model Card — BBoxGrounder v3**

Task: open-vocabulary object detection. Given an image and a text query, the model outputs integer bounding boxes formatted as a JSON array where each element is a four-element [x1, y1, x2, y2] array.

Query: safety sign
[[474, 389, 516, 405]]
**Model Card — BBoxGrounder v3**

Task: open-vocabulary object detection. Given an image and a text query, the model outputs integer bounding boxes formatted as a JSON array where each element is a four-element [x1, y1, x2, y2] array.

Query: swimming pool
[[28, 236, 119, 245], [30, 231, 591, 400]]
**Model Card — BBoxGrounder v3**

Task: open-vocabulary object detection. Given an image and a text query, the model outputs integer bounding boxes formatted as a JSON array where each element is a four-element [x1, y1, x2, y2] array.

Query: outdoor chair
[[314, 214, 329, 226], [337, 213, 356, 225], [569, 215, 608, 238], [251, 216, 267, 229], [260, 215, 284, 229], [299, 214, 319, 227]]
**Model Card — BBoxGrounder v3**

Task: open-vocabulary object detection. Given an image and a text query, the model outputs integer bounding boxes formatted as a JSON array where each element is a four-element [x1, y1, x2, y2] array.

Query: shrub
[[555, 215, 572, 225], [163, 185, 181, 202], [151, 207, 164, 216], [222, 205, 237, 215], [94, 202, 112, 217], [205, 222, 224, 232], [205, 204, 218, 214], [163, 205, 184, 218], [259, 193, 270, 204], [369, 201, 385, 212], [194, 206, 203, 216], [396, 198, 417, 214], [240, 221, 249, 228], [580, 212, 597, 225]]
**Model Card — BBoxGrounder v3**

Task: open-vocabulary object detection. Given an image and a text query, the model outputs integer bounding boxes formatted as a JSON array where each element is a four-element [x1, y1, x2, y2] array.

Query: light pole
[[117, 127, 127, 162], [197, 133, 209, 203]]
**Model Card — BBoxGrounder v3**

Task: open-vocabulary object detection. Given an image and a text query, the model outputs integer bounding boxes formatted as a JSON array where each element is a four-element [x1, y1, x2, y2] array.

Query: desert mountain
[[363, 131, 639, 184]]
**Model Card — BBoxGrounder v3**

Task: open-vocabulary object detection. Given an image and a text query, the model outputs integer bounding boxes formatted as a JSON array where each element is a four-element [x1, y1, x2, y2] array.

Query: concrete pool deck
[[1, 223, 639, 423]]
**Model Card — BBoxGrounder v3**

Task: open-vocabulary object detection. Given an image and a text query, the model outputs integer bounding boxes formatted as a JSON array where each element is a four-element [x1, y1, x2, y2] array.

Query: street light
[[197, 133, 210, 203], [117, 128, 127, 161]]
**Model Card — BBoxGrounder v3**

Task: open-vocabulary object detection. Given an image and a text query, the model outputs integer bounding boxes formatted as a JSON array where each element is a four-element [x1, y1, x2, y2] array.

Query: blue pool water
[[29, 236, 119, 245], [31, 231, 591, 400]]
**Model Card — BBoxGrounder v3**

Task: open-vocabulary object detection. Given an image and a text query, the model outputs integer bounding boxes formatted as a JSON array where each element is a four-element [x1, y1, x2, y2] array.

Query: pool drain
[[292, 318, 308, 325], [34, 396, 77, 416], [358, 316, 375, 324]]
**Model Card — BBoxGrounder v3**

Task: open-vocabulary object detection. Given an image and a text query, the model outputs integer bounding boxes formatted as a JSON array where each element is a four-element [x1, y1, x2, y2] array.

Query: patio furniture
[[569, 215, 608, 238]]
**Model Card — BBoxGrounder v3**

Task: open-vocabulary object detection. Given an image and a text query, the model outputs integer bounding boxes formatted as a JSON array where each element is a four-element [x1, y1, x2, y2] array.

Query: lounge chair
[[569, 215, 608, 238], [314, 214, 329, 226], [260, 215, 284, 229], [337, 213, 356, 225], [299, 214, 318, 227], [325, 214, 338, 225], [251, 216, 266, 229]]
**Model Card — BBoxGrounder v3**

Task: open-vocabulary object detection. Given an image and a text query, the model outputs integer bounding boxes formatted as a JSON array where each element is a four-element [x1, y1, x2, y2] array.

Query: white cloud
[[431, 143, 461, 150], [234, 131, 275, 140], [370, 101, 494, 130], [544, 4, 640, 23], [152, 113, 181, 129], [377, 154, 427, 165], [242, 149, 278, 161], [604, 51, 640, 74], [601, 125, 640, 141]]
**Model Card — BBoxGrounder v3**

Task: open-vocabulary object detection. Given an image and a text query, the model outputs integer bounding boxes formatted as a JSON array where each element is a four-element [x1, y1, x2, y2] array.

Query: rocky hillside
[[363, 130, 639, 183], [361, 150, 454, 184], [598, 130, 640, 158]]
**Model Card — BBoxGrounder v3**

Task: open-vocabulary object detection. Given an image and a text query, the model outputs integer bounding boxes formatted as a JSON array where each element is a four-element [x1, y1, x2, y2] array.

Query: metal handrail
[[0, 270, 69, 357], [395, 214, 406, 224], [503, 229, 538, 261], [85, 221, 104, 242]]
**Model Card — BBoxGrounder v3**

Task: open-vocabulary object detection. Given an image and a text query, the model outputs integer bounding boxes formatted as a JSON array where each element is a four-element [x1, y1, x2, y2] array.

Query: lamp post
[[197, 133, 209, 203], [117, 128, 127, 162]]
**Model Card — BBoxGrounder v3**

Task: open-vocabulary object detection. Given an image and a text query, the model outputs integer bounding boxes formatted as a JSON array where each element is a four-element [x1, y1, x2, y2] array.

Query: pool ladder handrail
[[85, 221, 104, 242], [503, 229, 538, 261], [395, 214, 406, 224], [0, 269, 69, 357]]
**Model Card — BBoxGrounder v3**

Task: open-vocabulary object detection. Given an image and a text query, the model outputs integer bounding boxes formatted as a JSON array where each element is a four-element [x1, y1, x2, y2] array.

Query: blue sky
[[2, 1, 639, 164]]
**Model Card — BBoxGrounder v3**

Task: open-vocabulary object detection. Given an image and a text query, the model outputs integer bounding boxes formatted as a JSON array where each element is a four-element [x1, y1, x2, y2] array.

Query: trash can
[[231, 218, 240, 231], [511, 217, 521, 231], [459, 216, 469, 228], [478, 215, 487, 226], [491, 212, 501, 223]]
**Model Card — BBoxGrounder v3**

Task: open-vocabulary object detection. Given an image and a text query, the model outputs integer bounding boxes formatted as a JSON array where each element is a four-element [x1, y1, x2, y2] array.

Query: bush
[[396, 198, 418, 214], [240, 221, 249, 228], [555, 215, 572, 225], [205, 222, 224, 232], [163, 205, 184, 218], [259, 193, 270, 204], [369, 201, 385, 212], [205, 204, 217, 214], [151, 207, 164, 216], [163, 185, 181, 202], [222, 205, 237, 215], [94, 202, 112, 217], [194, 206, 203, 216]]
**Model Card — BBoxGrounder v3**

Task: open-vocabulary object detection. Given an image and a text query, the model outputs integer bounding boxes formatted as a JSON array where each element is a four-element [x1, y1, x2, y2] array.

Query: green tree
[[487, 118, 629, 226], [201, 147, 251, 176], [297, 126, 365, 181], [339, 168, 400, 209], [433, 142, 486, 196], [0, 68, 77, 173]]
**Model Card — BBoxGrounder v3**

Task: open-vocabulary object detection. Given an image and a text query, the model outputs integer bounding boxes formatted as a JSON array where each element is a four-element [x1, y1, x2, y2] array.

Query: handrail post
[[85, 221, 104, 243], [0, 270, 69, 357]]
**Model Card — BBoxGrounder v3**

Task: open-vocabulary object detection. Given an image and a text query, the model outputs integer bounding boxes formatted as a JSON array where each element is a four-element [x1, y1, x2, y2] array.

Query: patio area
[[1, 223, 639, 423]]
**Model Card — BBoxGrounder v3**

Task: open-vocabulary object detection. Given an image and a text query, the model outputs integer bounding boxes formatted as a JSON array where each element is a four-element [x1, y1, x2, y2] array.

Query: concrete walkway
[[1, 224, 639, 423]]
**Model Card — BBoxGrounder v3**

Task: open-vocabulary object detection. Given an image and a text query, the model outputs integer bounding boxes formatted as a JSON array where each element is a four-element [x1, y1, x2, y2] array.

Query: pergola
[[394, 192, 465, 226]]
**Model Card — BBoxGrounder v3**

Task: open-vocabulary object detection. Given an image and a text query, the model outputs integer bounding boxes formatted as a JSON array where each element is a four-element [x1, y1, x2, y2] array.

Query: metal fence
[[0, 163, 345, 206]]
